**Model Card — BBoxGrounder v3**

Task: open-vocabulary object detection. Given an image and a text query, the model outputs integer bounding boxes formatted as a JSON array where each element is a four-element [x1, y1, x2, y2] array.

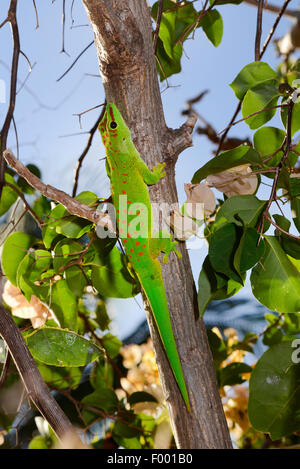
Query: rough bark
[[82, 0, 232, 449]]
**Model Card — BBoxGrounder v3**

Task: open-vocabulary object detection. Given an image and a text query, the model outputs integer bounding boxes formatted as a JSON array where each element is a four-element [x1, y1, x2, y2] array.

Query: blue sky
[[0, 0, 298, 338]]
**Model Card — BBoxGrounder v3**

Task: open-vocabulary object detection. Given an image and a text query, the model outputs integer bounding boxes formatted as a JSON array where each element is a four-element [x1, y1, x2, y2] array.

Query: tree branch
[[82, 0, 232, 449], [72, 105, 106, 197], [4, 149, 114, 231]]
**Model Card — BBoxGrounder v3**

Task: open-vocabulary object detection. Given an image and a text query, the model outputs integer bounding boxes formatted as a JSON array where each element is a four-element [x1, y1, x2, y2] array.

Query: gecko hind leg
[[149, 231, 182, 264]]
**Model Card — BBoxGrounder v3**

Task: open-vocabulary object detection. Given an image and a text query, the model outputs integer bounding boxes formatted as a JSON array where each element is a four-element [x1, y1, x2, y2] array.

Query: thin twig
[[255, 0, 264, 61], [258, 101, 294, 240], [216, 0, 291, 154], [153, 0, 164, 54], [244, 0, 297, 20], [4, 182, 43, 226], [0, 0, 20, 199], [72, 106, 106, 197], [32, 0, 39, 29], [56, 40, 94, 82], [73, 103, 104, 129], [260, 0, 293, 58], [217, 103, 288, 136], [61, 0, 69, 55], [266, 214, 300, 240]]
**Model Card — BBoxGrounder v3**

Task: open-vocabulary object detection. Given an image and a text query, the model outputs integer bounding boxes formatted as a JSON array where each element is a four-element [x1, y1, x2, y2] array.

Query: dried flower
[[206, 164, 258, 198], [184, 183, 216, 217], [169, 209, 199, 241], [3, 281, 53, 329]]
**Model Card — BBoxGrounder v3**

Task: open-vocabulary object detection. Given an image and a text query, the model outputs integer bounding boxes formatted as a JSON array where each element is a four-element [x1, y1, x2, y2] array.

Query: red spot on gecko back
[[138, 252, 143, 256], [135, 242, 140, 246], [109, 106, 115, 122]]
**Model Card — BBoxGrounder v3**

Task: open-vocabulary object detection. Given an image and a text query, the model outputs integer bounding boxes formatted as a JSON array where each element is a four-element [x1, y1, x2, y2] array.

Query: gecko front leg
[[150, 231, 182, 264]]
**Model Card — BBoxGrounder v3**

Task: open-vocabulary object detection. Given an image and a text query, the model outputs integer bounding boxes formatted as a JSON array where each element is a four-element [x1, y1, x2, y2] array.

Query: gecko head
[[98, 102, 131, 152]]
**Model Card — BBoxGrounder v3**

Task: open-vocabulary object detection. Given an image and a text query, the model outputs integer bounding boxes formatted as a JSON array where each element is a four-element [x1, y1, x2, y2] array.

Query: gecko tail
[[139, 272, 190, 411]]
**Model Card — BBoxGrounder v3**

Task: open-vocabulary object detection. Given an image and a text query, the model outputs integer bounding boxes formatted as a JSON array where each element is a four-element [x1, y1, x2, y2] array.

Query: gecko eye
[[110, 121, 117, 129]]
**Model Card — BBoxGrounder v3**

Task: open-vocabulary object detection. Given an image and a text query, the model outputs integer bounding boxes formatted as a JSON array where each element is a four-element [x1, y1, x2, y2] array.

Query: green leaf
[[273, 215, 300, 260], [250, 236, 300, 313], [42, 204, 65, 249], [38, 363, 82, 390], [51, 279, 78, 330], [90, 359, 114, 389], [291, 196, 300, 233], [242, 80, 279, 129], [53, 239, 82, 271], [281, 236, 300, 260], [192, 145, 261, 183], [234, 227, 265, 274], [2, 232, 37, 285], [33, 196, 51, 220], [0, 173, 19, 217], [95, 300, 111, 331], [87, 237, 117, 263], [25, 327, 104, 366], [101, 333, 122, 359], [113, 415, 140, 438], [82, 389, 119, 424], [209, 223, 242, 283], [290, 177, 300, 197], [200, 10, 223, 47], [218, 362, 252, 387], [56, 216, 92, 239], [17, 252, 50, 302], [155, 38, 182, 81], [253, 126, 285, 166], [248, 340, 300, 440], [283, 313, 300, 335], [128, 392, 158, 406], [213, 195, 266, 230], [273, 214, 291, 232], [65, 266, 88, 298], [230, 61, 278, 100], [152, 0, 198, 81], [198, 256, 244, 316], [92, 247, 140, 298], [112, 435, 142, 449]]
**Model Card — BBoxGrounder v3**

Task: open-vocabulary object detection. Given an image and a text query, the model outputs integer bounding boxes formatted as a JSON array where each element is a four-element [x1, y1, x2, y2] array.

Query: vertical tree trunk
[[82, 0, 232, 449]]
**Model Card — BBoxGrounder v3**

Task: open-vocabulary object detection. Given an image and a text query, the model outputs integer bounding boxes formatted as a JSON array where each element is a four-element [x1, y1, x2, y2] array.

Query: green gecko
[[98, 102, 190, 410]]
